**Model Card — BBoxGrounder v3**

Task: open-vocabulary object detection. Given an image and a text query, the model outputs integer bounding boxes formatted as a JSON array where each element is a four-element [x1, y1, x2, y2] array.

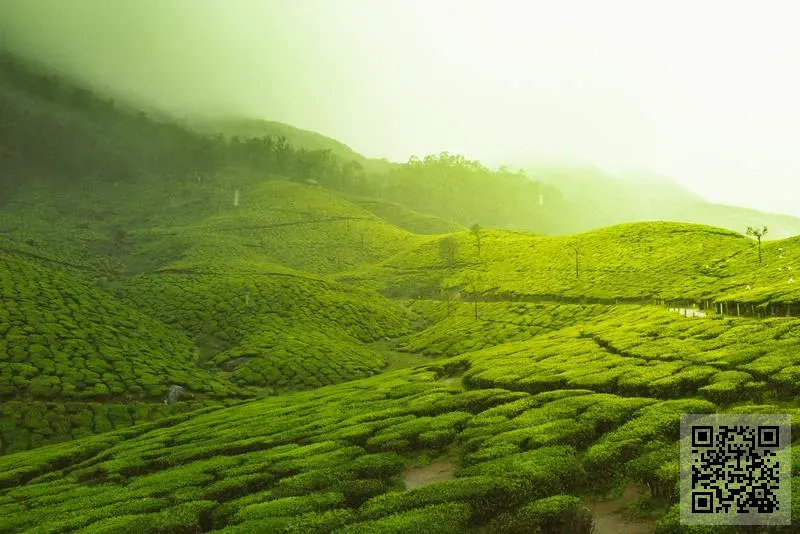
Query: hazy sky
[[2, 1, 800, 216]]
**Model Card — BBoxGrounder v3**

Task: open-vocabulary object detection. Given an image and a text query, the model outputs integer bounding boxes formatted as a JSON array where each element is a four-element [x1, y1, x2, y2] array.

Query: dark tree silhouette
[[745, 226, 768, 263], [439, 236, 459, 268], [464, 271, 482, 320], [470, 223, 483, 256], [568, 245, 581, 279]]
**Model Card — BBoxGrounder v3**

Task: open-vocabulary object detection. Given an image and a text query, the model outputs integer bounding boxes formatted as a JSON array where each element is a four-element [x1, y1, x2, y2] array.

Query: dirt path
[[369, 339, 430, 372], [585, 482, 656, 534], [403, 458, 457, 490], [441, 376, 463, 388]]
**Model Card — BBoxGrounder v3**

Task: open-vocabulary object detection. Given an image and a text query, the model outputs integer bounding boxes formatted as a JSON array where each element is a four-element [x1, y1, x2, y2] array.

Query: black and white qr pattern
[[680, 414, 791, 526]]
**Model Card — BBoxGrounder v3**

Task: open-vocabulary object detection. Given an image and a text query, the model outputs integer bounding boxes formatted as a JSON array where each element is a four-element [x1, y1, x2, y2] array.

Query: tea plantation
[[8, 42, 800, 534], [3, 323, 800, 533], [5, 177, 800, 532]]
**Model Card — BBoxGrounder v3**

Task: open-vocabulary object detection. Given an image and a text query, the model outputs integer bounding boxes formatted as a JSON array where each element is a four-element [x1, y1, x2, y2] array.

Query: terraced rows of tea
[[455, 306, 800, 403], [0, 252, 250, 452], [113, 271, 414, 390], [0, 179, 428, 452], [6, 172, 800, 532], [342, 196, 465, 235], [396, 301, 616, 357], [3, 276, 800, 531], [129, 180, 425, 276], [340, 221, 800, 311], [3, 313, 800, 532], [9, 50, 800, 533]]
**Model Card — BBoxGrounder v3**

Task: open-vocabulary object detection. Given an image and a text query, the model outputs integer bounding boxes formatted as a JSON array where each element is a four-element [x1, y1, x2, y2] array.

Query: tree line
[[1, 50, 573, 235], [0, 51, 370, 197]]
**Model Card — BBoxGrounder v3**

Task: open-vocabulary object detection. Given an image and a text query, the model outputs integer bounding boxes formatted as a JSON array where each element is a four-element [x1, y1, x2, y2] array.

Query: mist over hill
[[5, 8, 800, 534]]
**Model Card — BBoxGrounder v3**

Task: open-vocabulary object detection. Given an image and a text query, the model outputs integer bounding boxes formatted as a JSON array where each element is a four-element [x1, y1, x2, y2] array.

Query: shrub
[[233, 491, 345, 523], [333, 502, 472, 534], [458, 446, 585, 502], [360, 475, 523, 523], [488, 495, 593, 534], [347, 453, 405, 479], [335, 479, 391, 508]]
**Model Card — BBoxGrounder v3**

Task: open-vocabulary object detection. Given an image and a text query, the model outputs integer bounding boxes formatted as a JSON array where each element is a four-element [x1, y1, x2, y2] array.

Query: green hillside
[[338, 222, 754, 301], [339, 219, 800, 317], [0, 252, 247, 454], [114, 271, 414, 391], [4, 48, 800, 534], [342, 196, 465, 235]]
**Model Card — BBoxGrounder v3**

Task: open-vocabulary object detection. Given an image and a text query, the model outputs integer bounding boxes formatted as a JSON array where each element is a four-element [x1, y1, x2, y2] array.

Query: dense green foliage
[[0, 254, 238, 402], [3, 346, 799, 532], [5, 48, 800, 534]]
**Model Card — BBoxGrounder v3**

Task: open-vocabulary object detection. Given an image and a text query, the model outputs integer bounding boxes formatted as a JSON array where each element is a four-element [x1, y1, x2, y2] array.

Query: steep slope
[[115, 269, 413, 391], [0, 51, 431, 455], [0, 253, 240, 402]]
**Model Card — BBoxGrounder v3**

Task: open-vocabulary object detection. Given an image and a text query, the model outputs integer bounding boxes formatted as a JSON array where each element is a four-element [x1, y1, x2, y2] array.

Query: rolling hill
[[4, 48, 800, 534]]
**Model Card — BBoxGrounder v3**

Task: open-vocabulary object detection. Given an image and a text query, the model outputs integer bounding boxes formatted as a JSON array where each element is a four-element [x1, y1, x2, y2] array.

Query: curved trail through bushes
[[585, 482, 655, 534], [403, 458, 457, 490]]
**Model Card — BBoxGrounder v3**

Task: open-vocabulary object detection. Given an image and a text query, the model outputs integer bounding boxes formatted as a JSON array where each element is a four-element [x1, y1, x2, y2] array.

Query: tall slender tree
[[439, 236, 459, 268], [470, 223, 483, 256], [746, 226, 768, 264]]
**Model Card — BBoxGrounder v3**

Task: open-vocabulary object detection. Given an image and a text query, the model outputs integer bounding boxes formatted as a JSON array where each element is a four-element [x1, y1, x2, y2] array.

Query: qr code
[[680, 413, 791, 526]]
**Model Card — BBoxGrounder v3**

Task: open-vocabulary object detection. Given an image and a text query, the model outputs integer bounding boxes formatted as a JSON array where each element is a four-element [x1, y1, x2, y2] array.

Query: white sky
[[3, 0, 800, 216]]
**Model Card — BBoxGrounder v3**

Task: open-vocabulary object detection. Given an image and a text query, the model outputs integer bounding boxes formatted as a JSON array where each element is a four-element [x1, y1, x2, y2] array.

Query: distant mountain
[[523, 165, 800, 239]]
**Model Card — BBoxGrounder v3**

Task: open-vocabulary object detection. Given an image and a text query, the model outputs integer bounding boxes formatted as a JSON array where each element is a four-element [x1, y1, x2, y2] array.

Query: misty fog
[[2, 0, 800, 216]]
